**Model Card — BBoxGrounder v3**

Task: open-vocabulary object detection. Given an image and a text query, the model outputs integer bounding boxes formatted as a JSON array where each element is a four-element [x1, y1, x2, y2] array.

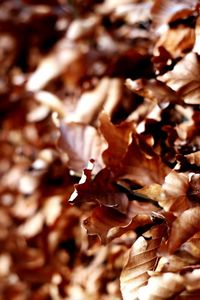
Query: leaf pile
[[0, 0, 200, 299]]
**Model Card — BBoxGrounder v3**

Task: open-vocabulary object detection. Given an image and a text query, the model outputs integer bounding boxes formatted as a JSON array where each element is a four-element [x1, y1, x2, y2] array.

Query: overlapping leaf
[[159, 53, 200, 104], [120, 224, 166, 300]]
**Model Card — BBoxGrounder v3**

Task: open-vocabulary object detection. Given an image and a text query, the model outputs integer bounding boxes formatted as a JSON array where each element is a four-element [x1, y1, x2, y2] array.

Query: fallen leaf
[[120, 224, 166, 300], [168, 207, 200, 254]]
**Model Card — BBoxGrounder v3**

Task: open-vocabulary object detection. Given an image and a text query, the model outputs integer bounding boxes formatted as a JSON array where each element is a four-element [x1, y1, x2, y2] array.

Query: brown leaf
[[26, 39, 83, 92], [155, 25, 195, 58], [160, 170, 190, 214], [181, 237, 200, 260], [188, 174, 200, 202], [158, 53, 200, 104], [120, 133, 170, 186], [82, 199, 161, 244], [69, 162, 129, 214], [99, 112, 133, 172], [83, 206, 131, 244], [168, 207, 200, 254], [184, 151, 200, 167], [120, 224, 166, 300], [151, 0, 198, 31], [126, 78, 179, 106], [58, 121, 106, 174], [193, 15, 200, 54]]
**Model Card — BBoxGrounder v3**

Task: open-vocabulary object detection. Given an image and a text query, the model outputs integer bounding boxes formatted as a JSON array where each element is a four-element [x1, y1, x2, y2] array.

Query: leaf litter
[[0, 0, 200, 299]]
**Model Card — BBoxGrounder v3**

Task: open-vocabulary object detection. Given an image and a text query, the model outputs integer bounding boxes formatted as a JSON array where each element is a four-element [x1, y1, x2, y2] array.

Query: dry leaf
[[120, 225, 166, 300], [168, 207, 200, 254], [58, 121, 106, 174], [138, 272, 184, 300], [158, 53, 200, 104]]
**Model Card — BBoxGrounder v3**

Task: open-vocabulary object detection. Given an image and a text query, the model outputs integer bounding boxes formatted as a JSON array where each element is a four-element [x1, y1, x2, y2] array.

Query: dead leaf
[[58, 121, 106, 174], [120, 225, 166, 300], [168, 207, 200, 254], [158, 52, 200, 104]]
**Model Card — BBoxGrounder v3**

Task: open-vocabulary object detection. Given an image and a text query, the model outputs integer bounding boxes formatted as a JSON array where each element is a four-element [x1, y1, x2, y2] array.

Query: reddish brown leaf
[[99, 112, 133, 172], [120, 133, 170, 186], [69, 162, 129, 214], [83, 206, 131, 244]]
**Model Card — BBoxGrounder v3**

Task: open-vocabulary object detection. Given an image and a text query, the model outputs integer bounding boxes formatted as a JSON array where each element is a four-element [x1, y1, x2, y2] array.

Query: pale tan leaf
[[103, 78, 123, 115], [96, 0, 132, 14], [34, 91, 66, 117], [160, 171, 190, 214], [65, 78, 110, 124], [126, 78, 179, 105], [184, 151, 200, 167], [26, 40, 82, 92], [158, 53, 200, 104], [184, 269, 200, 292], [138, 272, 184, 300], [18, 212, 44, 238], [67, 15, 100, 40]]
